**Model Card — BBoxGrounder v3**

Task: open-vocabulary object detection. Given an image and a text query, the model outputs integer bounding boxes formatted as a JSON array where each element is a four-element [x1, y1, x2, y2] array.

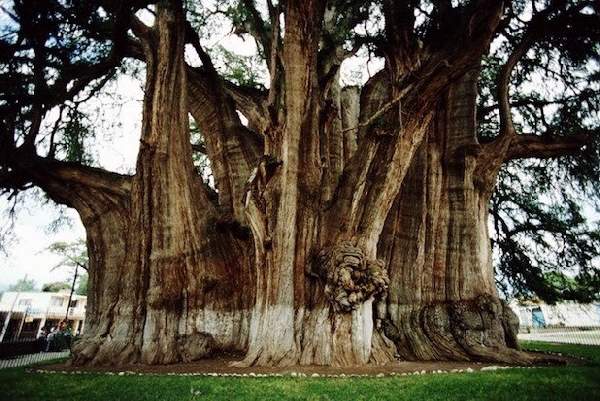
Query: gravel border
[[28, 365, 543, 378]]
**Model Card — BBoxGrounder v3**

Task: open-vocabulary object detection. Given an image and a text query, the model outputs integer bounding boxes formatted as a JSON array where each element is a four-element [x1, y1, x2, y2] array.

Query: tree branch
[[478, 92, 593, 116], [495, 0, 567, 140], [240, 0, 272, 60], [475, 1, 576, 186], [223, 81, 269, 134], [0, 147, 132, 216], [31, 156, 131, 202], [188, 68, 265, 149], [505, 133, 591, 161]]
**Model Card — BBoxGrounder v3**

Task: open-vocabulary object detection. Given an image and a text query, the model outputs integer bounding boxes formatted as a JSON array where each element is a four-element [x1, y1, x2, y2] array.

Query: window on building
[[69, 300, 77, 308], [50, 297, 63, 307], [18, 299, 31, 307]]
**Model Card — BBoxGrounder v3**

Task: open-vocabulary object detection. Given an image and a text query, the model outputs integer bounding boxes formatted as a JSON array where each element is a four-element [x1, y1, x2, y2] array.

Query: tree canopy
[[41, 281, 70, 292], [7, 277, 36, 292]]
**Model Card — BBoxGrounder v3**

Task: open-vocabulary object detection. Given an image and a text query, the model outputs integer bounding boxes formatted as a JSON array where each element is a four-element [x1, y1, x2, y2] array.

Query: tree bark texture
[[378, 71, 530, 363], [69, 1, 255, 366]]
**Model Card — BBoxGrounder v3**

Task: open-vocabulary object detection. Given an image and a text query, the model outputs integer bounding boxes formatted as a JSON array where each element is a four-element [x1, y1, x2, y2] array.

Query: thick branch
[[0, 149, 132, 223], [126, 35, 267, 144], [223, 81, 269, 134], [505, 133, 591, 160], [127, 22, 265, 221], [188, 68, 262, 220]]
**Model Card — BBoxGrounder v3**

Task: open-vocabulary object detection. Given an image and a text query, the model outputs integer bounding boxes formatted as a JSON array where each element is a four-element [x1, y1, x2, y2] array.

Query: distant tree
[[41, 281, 70, 292], [8, 278, 36, 292], [76, 274, 88, 296], [46, 240, 88, 300], [47, 240, 88, 271]]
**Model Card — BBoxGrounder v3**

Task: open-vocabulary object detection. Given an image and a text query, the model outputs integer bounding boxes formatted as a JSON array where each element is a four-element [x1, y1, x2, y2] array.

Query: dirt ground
[[37, 350, 575, 376]]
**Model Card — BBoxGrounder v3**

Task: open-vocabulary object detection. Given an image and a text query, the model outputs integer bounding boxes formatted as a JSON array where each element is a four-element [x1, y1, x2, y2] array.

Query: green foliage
[[57, 109, 94, 164], [76, 273, 87, 296], [493, 182, 600, 304], [478, 1, 600, 303], [0, 0, 115, 147], [47, 240, 88, 271], [41, 281, 70, 292], [8, 277, 36, 292], [224, 1, 260, 35], [210, 45, 267, 89], [491, 164, 600, 303]]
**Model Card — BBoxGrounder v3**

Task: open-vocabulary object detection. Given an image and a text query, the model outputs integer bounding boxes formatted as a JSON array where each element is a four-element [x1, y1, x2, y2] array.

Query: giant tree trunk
[[237, 0, 398, 367], [378, 72, 527, 364], [71, 1, 254, 366], [69, 0, 520, 368]]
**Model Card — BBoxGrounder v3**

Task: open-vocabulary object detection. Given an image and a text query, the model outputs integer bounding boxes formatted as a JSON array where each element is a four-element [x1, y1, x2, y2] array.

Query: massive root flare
[[382, 295, 536, 363]]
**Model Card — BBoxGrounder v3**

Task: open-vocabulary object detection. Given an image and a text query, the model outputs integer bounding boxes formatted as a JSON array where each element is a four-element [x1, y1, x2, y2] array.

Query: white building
[[0, 290, 87, 342], [509, 300, 600, 328]]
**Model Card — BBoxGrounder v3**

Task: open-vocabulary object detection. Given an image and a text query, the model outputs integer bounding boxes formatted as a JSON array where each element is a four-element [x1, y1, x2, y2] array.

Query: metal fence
[[0, 349, 70, 369], [0, 338, 71, 369], [511, 301, 600, 346], [518, 326, 600, 346], [1, 328, 598, 370]]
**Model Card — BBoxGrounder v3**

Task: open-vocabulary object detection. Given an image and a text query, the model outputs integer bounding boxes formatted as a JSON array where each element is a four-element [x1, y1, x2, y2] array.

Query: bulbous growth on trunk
[[317, 242, 389, 313]]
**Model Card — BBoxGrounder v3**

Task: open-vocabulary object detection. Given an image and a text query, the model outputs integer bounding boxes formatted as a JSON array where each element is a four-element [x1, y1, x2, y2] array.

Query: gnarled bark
[[378, 71, 534, 364], [71, 1, 255, 366]]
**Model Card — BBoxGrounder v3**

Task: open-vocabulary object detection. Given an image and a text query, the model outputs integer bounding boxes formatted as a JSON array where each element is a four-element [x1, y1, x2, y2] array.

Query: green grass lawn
[[0, 342, 599, 401]]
